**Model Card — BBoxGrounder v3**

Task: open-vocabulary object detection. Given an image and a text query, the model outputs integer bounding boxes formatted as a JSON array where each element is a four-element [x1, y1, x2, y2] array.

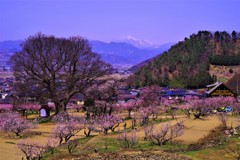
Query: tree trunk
[[54, 102, 65, 115], [84, 129, 91, 137], [15, 132, 20, 137], [194, 112, 201, 119], [128, 110, 131, 119]]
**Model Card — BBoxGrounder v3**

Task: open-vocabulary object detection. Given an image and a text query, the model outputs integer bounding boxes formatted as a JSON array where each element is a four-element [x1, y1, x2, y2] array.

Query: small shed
[[39, 105, 51, 117]]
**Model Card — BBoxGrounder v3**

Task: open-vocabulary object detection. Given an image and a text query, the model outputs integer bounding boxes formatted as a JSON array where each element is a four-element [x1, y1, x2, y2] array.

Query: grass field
[[1, 111, 239, 160]]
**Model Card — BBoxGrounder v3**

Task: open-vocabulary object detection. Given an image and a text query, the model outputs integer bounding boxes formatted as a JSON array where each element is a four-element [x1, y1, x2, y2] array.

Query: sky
[[0, 0, 239, 44]]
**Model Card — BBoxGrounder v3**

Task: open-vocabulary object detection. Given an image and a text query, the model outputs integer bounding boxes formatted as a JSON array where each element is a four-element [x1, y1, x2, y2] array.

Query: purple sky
[[0, 0, 239, 44]]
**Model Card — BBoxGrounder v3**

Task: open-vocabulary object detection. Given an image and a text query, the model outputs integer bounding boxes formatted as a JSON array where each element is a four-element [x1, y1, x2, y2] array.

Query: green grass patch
[[92, 137, 121, 153], [181, 150, 200, 160], [160, 142, 188, 151], [42, 136, 96, 159], [149, 117, 172, 124], [42, 148, 61, 160], [39, 117, 51, 124]]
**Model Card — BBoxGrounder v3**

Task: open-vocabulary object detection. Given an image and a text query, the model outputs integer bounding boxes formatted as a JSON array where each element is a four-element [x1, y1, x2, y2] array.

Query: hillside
[[130, 31, 240, 88]]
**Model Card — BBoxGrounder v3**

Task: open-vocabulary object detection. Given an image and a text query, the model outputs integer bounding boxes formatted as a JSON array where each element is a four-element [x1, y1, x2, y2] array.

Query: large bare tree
[[10, 33, 111, 114]]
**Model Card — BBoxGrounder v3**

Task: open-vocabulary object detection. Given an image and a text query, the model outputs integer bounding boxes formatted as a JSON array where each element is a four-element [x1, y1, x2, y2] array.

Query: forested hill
[[130, 31, 240, 88]]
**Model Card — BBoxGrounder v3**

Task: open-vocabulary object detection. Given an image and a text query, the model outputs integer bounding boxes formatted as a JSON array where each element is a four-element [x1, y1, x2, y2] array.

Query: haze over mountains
[[0, 37, 174, 68]]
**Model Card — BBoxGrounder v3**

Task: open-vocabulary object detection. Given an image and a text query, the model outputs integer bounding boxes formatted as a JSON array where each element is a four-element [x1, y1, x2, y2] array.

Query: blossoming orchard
[[1, 85, 240, 159]]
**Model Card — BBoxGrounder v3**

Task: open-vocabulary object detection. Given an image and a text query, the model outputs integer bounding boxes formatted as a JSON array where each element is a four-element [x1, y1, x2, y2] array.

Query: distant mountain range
[[0, 39, 174, 68], [90, 40, 174, 67], [114, 35, 160, 49]]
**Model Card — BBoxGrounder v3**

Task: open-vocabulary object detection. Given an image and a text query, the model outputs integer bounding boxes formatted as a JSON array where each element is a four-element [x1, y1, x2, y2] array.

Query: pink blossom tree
[[144, 121, 184, 146], [120, 100, 140, 119], [143, 124, 154, 140], [117, 130, 137, 149], [66, 103, 83, 112], [232, 102, 240, 115], [17, 104, 42, 118], [51, 112, 85, 144], [66, 139, 79, 154], [96, 115, 122, 134], [53, 119, 84, 144], [177, 103, 192, 118], [51, 111, 73, 123], [17, 140, 47, 160], [191, 99, 210, 119], [179, 96, 199, 118], [0, 112, 34, 136], [84, 80, 120, 116], [46, 137, 59, 154], [161, 98, 178, 119], [216, 112, 228, 129], [82, 117, 98, 137], [0, 104, 13, 112], [139, 107, 152, 126], [190, 97, 236, 119], [140, 86, 161, 107]]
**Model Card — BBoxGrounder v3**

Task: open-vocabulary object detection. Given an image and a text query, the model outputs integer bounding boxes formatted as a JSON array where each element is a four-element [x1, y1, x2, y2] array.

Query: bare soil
[[0, 113, 238, 160]]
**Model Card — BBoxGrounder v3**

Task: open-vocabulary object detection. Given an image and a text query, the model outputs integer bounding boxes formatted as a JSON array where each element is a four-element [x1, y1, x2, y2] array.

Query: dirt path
[[0, 115, 238, 159], [86, 115, 238, 145], [176, 115, 238, 144], [0, 135, 20, 160]]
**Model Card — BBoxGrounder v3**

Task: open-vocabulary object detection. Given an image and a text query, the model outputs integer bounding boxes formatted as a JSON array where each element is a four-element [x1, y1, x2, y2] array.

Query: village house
[[161, 89, 186, 100], [68, 93, 85, 106], [205, 81, 234, 97]]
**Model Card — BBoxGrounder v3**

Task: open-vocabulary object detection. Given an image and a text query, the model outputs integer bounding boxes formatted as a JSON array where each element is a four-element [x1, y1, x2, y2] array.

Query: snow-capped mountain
[[0, 39, 175, 68], [115, 35, 159, 49]]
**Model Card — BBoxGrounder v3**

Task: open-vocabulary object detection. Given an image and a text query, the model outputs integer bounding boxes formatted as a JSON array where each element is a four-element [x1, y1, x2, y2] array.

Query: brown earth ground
[[209, 64, 240, 82], [0, 112, 238, 160]]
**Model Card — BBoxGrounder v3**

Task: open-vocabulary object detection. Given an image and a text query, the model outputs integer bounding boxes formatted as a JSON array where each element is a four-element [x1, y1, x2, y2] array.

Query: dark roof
[[205, 82, 222, 95], [205, 82, 234, 95], [164, 89, 185, 96], [71, 94, 84, 100], [226, 73, 240, 95]]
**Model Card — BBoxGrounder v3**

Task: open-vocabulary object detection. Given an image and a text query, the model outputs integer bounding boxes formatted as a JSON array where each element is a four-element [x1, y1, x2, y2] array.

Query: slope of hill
[[0, 40, 22, 52], [130, 31, 240, 88], [0, 40, 23, 66], [209, 64, 240, 83]]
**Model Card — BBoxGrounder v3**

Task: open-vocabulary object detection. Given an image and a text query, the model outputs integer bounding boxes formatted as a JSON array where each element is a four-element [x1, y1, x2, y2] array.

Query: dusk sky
[[0, 0, 239, 44]]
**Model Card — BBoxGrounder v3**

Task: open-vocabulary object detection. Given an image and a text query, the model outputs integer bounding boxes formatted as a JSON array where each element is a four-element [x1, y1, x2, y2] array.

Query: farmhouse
[[161, 89, 185, 100], [205, 81, 234, 97], [69, 93, 85, 105]]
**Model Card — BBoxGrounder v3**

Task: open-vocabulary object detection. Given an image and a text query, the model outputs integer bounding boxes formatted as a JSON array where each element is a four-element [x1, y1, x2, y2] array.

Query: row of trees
[[210, 55, 240, 66]]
